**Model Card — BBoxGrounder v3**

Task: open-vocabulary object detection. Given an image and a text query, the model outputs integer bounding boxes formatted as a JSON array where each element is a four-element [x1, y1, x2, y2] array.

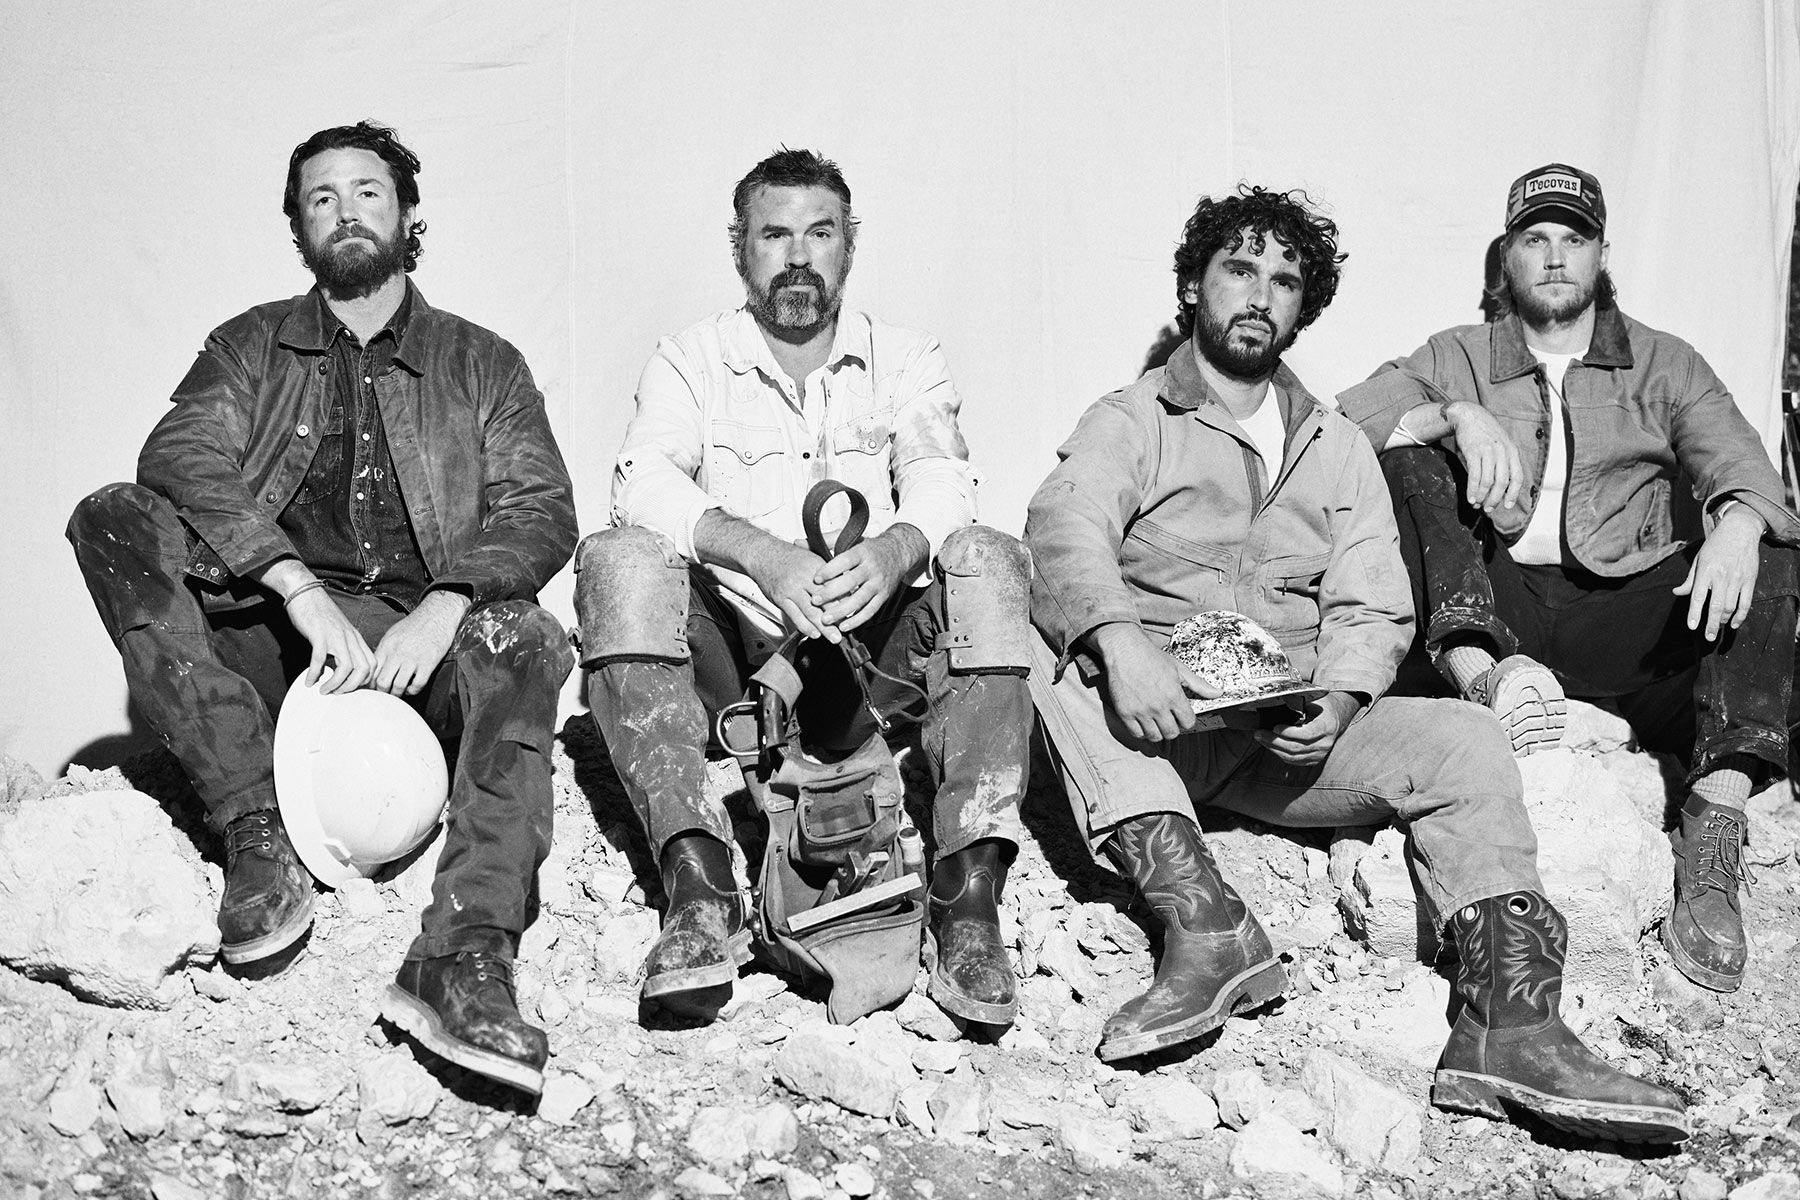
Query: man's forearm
[[1383, 400, 1456, 450], [692, 508, 795, 574], [247, 557, 319, 601]]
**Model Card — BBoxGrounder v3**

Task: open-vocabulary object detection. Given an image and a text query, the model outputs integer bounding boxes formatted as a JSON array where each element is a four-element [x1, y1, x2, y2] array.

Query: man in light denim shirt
[[1339, 163, 1800, 996], [575, 150, 1032, 1029]]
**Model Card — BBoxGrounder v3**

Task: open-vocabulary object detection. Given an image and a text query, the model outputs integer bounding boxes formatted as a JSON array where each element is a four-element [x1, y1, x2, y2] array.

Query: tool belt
[[715, 481, 931, 1024]]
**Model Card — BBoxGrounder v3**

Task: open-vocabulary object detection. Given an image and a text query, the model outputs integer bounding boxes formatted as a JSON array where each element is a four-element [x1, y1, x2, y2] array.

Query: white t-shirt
[[1510, 344, 1588, 564], [1238, 388, 1289, 490]]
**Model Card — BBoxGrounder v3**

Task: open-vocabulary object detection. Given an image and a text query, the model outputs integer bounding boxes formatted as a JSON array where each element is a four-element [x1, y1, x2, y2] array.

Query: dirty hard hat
[[1166, 610, 1327, 716], [273, 677, 449, 887]]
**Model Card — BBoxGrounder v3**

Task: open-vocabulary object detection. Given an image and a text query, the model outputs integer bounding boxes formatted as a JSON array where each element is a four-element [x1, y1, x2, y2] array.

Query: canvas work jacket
[[1337, 306, 1800, 577], [1025, 340, 1413, 701], [137, 283, 577, 611]]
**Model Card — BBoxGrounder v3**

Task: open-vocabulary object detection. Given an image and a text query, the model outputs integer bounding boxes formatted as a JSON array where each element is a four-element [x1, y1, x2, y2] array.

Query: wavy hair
[[283, 121, 427, 273], [728, 148, 859, 261], [1172, 185, 1346, 337]]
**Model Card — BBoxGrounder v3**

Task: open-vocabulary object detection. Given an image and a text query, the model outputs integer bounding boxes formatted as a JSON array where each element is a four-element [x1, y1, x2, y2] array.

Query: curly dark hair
[[283, 121, 427, 273], [1172, 185, 1346, 337], [728, 147, 859, 259]]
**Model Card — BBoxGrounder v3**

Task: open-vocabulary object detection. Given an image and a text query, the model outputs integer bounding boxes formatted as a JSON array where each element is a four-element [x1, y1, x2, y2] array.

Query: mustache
[[1232, 313, 1275, 334], [771, 267, 827, 291], [328, 223, 382, 247]]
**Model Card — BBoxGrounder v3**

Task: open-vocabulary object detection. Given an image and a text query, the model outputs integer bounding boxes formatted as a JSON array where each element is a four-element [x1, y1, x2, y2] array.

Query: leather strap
[[801, 480, 871, 560]]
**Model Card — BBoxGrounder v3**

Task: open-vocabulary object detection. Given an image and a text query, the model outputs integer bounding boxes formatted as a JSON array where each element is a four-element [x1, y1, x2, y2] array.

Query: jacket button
[[296, 423, 310, 438], [265, 493, 277, 503], [317, 362, 327, 375], [1535, 428, 1546, 440]]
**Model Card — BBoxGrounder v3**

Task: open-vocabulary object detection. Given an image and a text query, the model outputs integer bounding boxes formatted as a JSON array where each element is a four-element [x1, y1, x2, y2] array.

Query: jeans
[[67, 483, 573, 961], [576, 547, 1030, 865], [1028, 630, 1543, 925], [1382, 444, 1797, 784]]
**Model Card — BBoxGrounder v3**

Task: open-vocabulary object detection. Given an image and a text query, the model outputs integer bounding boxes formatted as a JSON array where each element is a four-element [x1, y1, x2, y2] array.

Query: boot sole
[[924, 926, 1019, 1026], [1483, 657, 1566, 758], [641, 930, 755, 1001], [1658, 918, 1743, 993], [219, 893, 315, 966], [380, 983, 546, 1096], [1096, 958, 1287, 1063], [1431, 1068, 1689, 1143]]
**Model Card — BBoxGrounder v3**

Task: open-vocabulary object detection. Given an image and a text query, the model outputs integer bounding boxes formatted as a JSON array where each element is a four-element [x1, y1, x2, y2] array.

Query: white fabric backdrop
[[4, 0, 1796, 775]]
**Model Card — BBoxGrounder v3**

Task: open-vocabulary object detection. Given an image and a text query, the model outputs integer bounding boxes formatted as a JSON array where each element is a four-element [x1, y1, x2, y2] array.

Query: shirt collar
[[278, 280, 428, 373], [1490, 303, 1633, 381], [720, 306, 871, 379]]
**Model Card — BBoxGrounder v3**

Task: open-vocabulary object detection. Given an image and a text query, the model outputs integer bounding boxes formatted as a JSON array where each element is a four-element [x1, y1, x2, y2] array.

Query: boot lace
[[460, 952, 517, 996], [224, 812, 276, 861], [1690, 809, 1754, 898]]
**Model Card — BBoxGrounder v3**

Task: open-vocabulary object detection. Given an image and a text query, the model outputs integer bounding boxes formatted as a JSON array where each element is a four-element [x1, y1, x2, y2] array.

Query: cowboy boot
[[641, 833, 753, 1020], [1661, 796, 1749, 992], [1096, 812, 1287, 1062], [383, 951, 548, 1094], [926, 839, 1018, 1025], [218, 810, 314, 965], [1434, 891, 1689, 1143]]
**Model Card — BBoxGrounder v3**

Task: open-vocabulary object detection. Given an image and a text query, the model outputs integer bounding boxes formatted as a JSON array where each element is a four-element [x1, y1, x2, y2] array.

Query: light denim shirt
[[612, 307, 976, 643]]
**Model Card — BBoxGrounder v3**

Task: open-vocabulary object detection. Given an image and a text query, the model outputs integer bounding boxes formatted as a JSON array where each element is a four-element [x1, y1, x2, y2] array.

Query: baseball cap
[[1504, 163, 1606, 235]]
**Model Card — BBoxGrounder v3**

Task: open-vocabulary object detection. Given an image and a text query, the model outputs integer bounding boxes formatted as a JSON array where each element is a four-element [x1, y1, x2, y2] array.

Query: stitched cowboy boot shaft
[[383, 952, 548, 1095], [926, 839, 1018, 1025], [1661, 798, 1749, 992], [1095, 813, 1286, 1062], [642, 833, 752, 1020], [1434, 891, 1688, 1143], [218, 811, 314, 965]]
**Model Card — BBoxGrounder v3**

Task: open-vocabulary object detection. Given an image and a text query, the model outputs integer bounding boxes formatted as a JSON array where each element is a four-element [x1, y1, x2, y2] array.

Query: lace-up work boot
[[218, 810, 314, 965], [926, 840, 1017, 1025], [1096, 813, 1287, 1062], [383, 952, 548, 1094], [1661, 797, 1750, 992], [642, 833, 752, 1020], [1434, 891, 1689, 1142]]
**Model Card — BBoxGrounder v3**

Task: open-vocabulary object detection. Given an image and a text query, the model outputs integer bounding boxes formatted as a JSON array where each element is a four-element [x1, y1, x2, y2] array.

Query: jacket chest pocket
[[291, 404, 347, 507], [828, 410, 896, 512], [707, 419, 789, 519], [1124, 519, 1237, 612], [1260, 550, 1332, 636]]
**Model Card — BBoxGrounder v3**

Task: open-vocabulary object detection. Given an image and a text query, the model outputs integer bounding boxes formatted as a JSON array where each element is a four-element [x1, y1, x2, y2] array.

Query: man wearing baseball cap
[[1339, 163, 1800, 994]]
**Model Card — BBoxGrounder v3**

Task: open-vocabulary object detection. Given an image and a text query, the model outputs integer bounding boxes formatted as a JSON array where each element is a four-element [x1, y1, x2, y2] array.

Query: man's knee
[[453, 600, 575, 682], [934, 526, 1034, 675], [1402, 698, 1520, 787], [572, 526, 690, 668], [1378, 443, 1459, 505], [1755, 541, 1799, 602], [67, 482, 167, 546]]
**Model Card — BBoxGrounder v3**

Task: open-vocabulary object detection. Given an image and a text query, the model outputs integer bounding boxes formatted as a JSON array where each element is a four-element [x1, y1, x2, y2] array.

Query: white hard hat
[[273, 677, 449, 887]]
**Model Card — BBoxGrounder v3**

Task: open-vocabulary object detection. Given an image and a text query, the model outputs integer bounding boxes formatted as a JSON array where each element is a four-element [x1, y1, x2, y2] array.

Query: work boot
[[383, 952, 548, 1094], [1433, 891, 1689, 1142], [218, 810, 314, 965], [1096, 812, 1287, 1062], [1661, 797, 1750, 992], [641, 833, 752, 1020], [926, 839, 1017, 1025]]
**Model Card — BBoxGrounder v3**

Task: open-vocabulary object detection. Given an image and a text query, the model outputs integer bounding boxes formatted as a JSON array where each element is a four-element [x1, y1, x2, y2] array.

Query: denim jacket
[[137, 284, 577, 611], [1338, 307, 1800, 577], [1026, 340, 1413, 701]]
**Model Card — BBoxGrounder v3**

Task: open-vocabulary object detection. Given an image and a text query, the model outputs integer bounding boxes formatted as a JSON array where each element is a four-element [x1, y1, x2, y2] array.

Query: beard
[[300, 218, 408, 296], [1506, 262, 1600, 326], [743, 264, 845, 333], [1193, 303, 1295, 382]]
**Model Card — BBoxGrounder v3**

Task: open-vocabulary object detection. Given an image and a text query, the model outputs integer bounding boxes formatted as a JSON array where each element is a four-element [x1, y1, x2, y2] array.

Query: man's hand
[[1443, 401, 1525, 515], [814, 524, 929, 640], [1090, 623, 1222, 742], [746, 540, 832, 640], [283, 587, 376, 694], [1674, 504, 1765, 641], [372, 590, 470, 696], [1254, 691, 1362, 766]]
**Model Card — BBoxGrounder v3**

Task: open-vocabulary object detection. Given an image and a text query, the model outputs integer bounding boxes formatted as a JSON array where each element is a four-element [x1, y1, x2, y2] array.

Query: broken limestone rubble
[[0, 788, 219, 1008], [774, 1020, 916, 1118], [1299, 1048, 1422, 1172], [1230, 1112, 1346, 1197]]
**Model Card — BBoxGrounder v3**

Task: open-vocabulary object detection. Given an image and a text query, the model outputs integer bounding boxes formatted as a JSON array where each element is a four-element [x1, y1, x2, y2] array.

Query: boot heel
[[1231, 961, 1288, 1012], [1431, 1070, 1505, 1120]]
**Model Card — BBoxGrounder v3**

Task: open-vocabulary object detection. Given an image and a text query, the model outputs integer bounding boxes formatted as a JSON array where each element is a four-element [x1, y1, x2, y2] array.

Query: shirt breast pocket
[[291, 404, 347, 507], [707, 420, 788, 519], [829, 411, 896, 512]]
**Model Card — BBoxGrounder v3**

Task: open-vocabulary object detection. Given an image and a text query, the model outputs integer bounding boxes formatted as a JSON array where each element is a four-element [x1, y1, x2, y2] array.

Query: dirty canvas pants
[[1383, 444, 1796, 784], [66, 482, 573, 961], [576, 548, 1030, 866], [1028, 630, 1542, 925]]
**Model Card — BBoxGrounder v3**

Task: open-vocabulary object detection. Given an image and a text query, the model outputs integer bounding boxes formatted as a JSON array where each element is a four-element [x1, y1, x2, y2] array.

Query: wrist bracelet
[[283, 579, 327, 607]]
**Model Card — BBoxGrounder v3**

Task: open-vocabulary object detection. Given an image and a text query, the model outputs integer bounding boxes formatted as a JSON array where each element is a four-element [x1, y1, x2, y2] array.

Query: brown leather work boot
[[1096, 812, 1286, 1062], [642, 833, 752, 1020], [218, 810, 314, 965], [1434, 891, 1689, 1142], [383, 952, 548, 1094], [1661, 797, 1750, 992], [926, 839, 1018, 1026]]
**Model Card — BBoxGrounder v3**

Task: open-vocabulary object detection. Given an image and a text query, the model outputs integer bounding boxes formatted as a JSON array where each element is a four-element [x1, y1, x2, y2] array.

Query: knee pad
[[934, 525, 1033, 673], [573, 526, 690, 667]]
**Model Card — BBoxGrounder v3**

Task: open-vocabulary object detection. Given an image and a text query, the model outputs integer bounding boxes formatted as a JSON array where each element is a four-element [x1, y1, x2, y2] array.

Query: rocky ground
[[2, 702, 1800, 1200]]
